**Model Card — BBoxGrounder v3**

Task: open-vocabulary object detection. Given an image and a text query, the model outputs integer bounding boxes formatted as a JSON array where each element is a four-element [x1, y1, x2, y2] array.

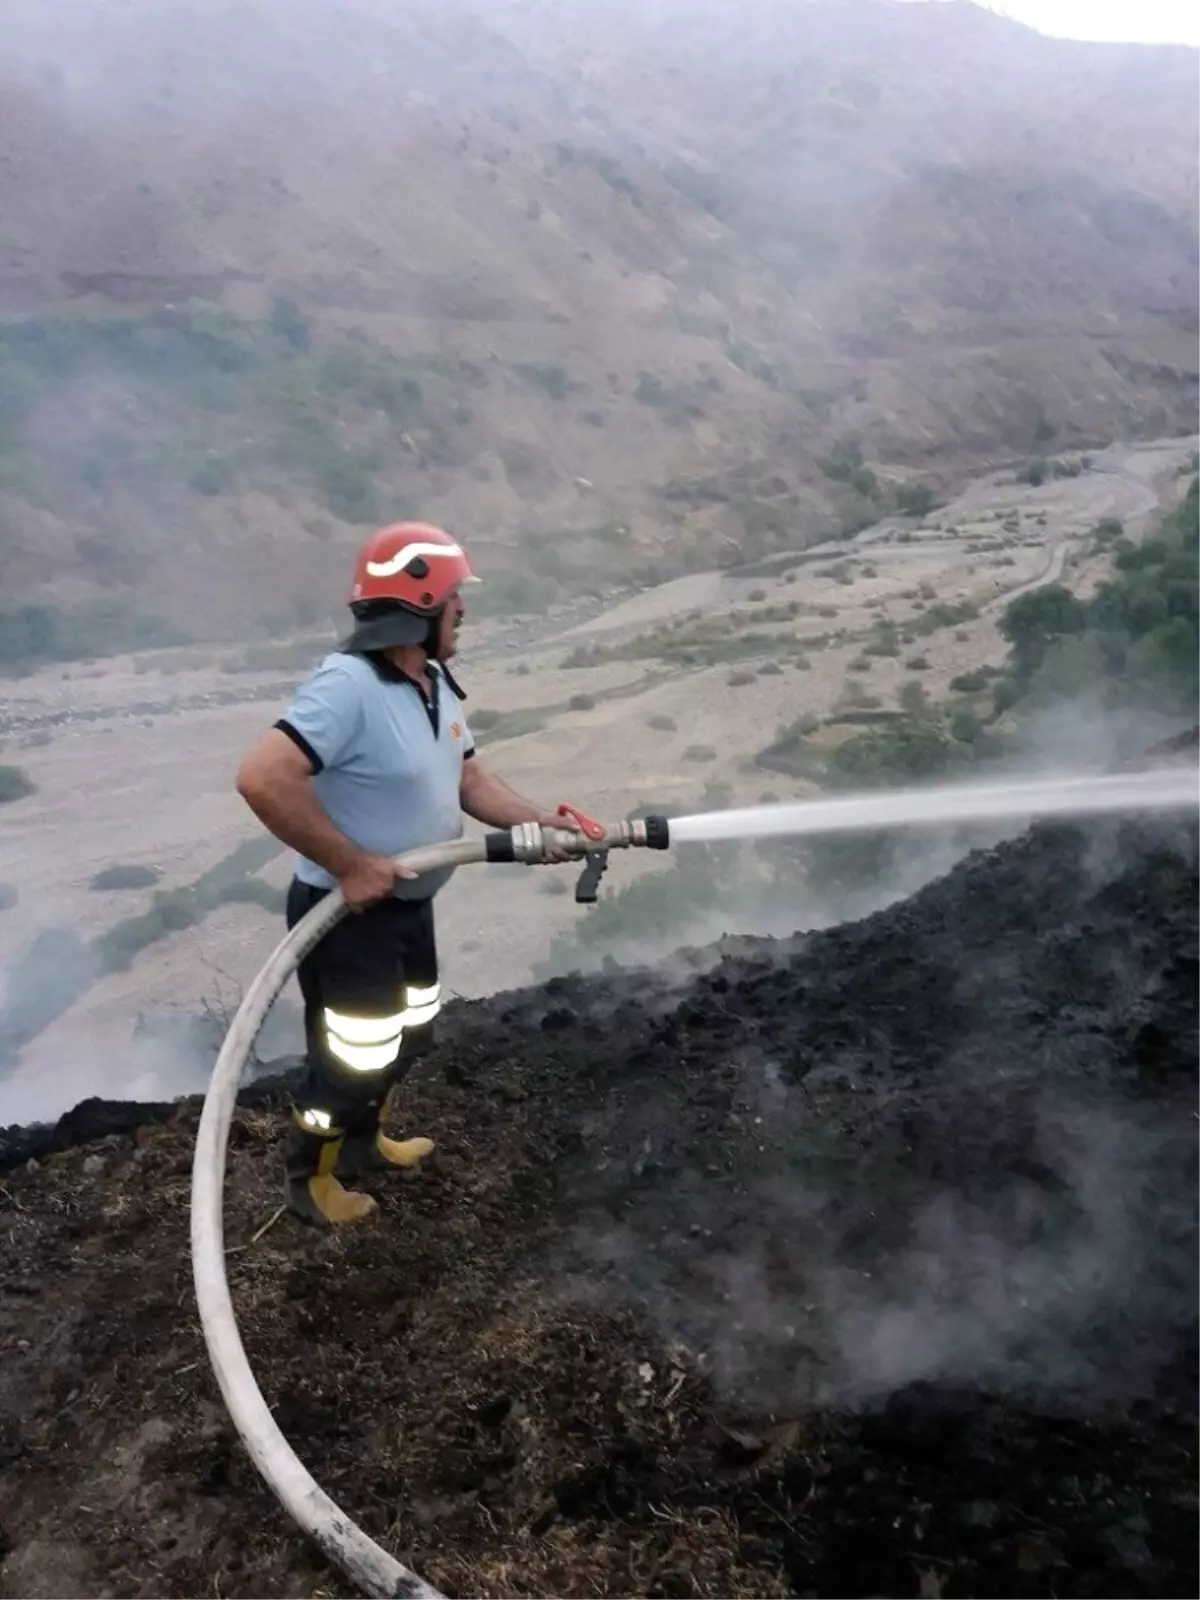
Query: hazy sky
[[910, 0, 1200, 46]]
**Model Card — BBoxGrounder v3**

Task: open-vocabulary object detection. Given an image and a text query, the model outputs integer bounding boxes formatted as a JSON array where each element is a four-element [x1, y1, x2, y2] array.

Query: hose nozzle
[[483, 812, 671, 875]]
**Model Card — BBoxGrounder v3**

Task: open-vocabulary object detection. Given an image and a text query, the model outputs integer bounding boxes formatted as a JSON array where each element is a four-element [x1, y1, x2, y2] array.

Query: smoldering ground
[[0, 805, 1193, 1600], [565, 1093, 1197, 1417], [543, 806, 1198, 1424]]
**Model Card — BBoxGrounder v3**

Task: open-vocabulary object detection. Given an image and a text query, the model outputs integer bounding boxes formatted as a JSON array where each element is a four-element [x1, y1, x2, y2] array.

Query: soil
[[0, 807, 1196, 1599]]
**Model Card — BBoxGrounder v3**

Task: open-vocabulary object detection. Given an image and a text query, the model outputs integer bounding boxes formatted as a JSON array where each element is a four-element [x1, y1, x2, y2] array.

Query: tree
[[999, 584, 1086, 677]]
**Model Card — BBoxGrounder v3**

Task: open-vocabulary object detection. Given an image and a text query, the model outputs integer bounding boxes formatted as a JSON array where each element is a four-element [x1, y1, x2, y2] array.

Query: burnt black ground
[[0, 810, 1196, 1598]]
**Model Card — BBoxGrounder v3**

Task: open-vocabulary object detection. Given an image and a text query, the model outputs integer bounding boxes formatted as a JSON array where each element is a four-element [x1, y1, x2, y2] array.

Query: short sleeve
[[460, 709, 475, 759], [276, 657, 364, 774]]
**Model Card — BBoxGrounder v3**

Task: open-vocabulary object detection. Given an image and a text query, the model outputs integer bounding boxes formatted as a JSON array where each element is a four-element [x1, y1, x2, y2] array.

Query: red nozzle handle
[[556, 802, 607, 842]]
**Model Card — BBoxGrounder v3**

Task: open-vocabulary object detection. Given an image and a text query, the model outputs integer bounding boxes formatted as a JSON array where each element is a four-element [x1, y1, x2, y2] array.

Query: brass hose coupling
[[483, 805, 670, 903]]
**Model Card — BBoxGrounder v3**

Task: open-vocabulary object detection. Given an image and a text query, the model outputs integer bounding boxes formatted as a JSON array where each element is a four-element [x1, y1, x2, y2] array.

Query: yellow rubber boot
[[285, 1119, 378, 1226], [375, 1132, 435, 1168], [337, 1101, 435, 1177]]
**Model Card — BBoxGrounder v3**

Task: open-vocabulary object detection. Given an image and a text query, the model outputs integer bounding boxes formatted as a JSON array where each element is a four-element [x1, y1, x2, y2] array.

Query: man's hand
[[337, 851, 416, 912], [537, 808, 583, 864]]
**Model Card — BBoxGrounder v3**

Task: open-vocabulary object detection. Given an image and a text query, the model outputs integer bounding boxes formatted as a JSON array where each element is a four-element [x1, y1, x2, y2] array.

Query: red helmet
[[345, 521, 478, 651]]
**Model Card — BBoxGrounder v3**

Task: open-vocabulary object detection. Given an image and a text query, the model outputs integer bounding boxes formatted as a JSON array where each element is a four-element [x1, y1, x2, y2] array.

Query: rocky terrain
[[0, 793, 1195, 1598]]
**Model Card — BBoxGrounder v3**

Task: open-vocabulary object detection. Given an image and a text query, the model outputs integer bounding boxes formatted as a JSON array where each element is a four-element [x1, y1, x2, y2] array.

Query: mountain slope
[[0, 0, 1195, 649]]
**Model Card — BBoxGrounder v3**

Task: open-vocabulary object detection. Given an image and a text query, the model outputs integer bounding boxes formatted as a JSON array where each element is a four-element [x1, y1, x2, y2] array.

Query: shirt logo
[[449, 721, 464, 739]]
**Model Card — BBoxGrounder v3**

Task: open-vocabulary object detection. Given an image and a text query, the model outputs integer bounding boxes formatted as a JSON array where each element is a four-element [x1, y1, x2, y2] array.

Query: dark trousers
[[285, 879, 440, 1131]]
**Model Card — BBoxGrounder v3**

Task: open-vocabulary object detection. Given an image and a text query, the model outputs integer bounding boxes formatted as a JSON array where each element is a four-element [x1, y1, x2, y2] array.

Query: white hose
[[190, 838, 489, 1600]]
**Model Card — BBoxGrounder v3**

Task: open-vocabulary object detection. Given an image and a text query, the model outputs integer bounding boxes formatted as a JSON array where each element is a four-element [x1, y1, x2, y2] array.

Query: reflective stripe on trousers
[[296, 1106, 336, 1134], [321, 983, 443, 1074]]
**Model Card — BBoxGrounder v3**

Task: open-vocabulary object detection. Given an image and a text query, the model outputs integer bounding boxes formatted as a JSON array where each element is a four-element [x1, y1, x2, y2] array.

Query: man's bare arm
[[236, 730, 409, 908], [236, 730, 362, 875], [459, 755, 582, 861], [459, 754, 553, 829]]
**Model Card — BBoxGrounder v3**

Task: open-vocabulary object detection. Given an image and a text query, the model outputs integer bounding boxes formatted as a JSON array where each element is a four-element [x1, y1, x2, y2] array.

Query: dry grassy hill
[[0, 0, 1196, 653]]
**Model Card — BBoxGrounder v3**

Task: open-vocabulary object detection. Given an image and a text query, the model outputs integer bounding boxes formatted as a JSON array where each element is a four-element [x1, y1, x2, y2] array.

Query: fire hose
[[189, 809, 669, 1600]]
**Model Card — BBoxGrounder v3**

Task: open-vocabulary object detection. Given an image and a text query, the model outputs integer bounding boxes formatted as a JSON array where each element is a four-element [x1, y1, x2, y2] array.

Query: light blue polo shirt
[[277, 651, 474, 900]]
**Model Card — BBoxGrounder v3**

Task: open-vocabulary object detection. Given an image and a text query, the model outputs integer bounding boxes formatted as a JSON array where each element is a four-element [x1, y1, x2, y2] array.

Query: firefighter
[[235, 521, 585, 1225]]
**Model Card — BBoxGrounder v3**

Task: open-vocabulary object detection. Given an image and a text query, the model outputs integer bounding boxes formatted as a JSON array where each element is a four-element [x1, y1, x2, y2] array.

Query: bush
[[992, 677, 1022, 715], [905, 655, 931, 671], [646, 713, 677, 731], [0, 882, 17, 912], [219, 878, 288, 914], [758, 661, 783, 676], [898, 679, 930, 716], [949, 670, 989, 694], [0, 764, 36, 803], [514, 362, 572, 401], [568, 692, 596, 711], [682, 743, 717, 761], [470, 708, 502, 731], [895, 483, 936, 516], [90, 863, 162, 892], [818, 441, 864, 482], [728, 669, 756, 687], [912, 600, 980, 637], [188, 454, 235, 496]]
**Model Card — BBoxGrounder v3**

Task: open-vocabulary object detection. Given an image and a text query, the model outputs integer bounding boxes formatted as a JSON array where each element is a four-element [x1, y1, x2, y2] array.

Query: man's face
[[436, 592, 464, 659]]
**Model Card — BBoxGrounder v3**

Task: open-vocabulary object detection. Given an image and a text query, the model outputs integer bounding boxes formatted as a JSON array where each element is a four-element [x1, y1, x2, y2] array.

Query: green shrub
[[906, 655, 931, 671], [949, 670, 989, 693], [568, 692, 596, 711], [90, 863, 162, 892], [514, 362, 572, 401], [912, 601, 980, 636], [683, 743, 717, 761], [646, 713, 677, 731], [634, 373, 667, 406], [0, 764, 35, 803], [898, 678, 930, 716], [895, 483, 935, 516], [728, 669, 756, 687], [188, 455, 235, 496], [470, 708, 502, 731]]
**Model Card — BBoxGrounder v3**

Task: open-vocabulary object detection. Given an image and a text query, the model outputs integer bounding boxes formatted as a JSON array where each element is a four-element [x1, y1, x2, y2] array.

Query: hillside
[[0, 0, 1196, 652], [0, 800, 1195, 1598]]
